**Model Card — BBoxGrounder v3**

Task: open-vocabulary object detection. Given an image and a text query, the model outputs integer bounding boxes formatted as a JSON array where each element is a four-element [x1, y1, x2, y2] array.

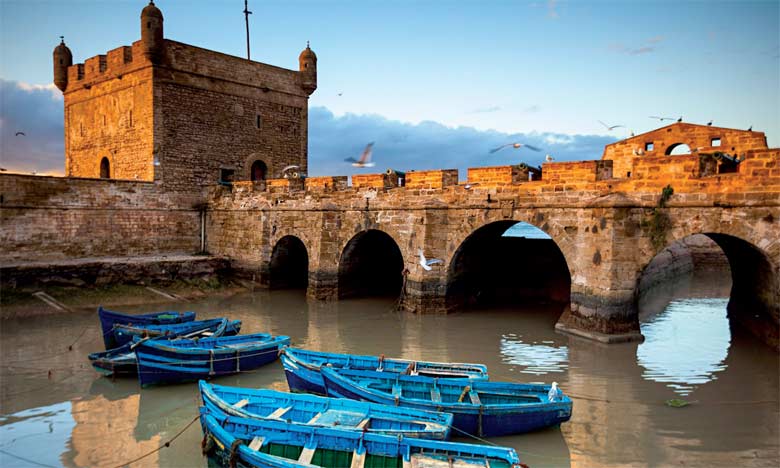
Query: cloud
[[548, 0, 559, 19], [0, 78, 64, 174], [468, 105, 502, 114], [610, 36, 665, 56], [523, 105, 541, 113], [308, 107, 616, 178]]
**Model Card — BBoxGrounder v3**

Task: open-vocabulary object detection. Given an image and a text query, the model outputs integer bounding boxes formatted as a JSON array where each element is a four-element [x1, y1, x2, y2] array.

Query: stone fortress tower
[[53, 1, 316, 191]]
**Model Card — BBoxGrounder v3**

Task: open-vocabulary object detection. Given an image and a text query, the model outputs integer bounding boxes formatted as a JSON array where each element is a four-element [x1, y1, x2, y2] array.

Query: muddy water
[[1, 270, 778, 467]]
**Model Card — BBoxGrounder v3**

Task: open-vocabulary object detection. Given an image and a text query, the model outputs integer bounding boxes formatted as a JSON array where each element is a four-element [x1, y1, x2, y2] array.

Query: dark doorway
[[100, 157, 110, 179], [338, 230, 404, 299], [446, 221, 571, 310], [251, 160, 268, 181], [269, 236, 309, 289]]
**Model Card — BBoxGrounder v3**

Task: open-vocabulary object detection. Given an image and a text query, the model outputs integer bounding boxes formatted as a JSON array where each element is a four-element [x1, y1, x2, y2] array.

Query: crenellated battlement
[[65, 41, 147, 90]]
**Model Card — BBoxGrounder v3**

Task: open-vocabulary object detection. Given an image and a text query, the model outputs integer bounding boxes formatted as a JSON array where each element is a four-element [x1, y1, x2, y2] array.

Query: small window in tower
[[100, 157, 110, 179], [711, 137, 721, 147], [59, 59, 63, 65], [103, 115, 106, 126], [80, 123, 85, 136], [256, 115, 262, 129], [645, 142, 654, 152], [129, 110, 133, 128], [147, 21, 151, 29]]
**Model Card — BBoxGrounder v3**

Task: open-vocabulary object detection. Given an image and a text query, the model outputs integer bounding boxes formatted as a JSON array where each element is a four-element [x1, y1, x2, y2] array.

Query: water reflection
[[500, 334, 568, 375], [638, 298, 730, 395], [0, 282, 777, 467]]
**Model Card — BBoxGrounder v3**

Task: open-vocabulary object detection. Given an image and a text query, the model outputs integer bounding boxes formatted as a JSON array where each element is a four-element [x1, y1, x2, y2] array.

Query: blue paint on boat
[[199, 381, 453, 440], [200, 406, 524, 468], [135, 333, 290, 387], [98, 305, 195, 349], [321, 367, 572, 437], [112, 318, 242, 347], [280, 347, 489, 395]]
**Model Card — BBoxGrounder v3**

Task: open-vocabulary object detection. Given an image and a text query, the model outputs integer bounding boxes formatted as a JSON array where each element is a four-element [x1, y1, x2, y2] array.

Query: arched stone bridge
[[207, 140, 780, 349]]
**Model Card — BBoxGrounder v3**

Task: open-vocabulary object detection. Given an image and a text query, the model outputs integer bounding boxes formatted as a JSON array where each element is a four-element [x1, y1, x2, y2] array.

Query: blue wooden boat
[[112, 317, 242, 347], [98, 305, 195, 349], [135, 333, 291, 387], [200, 406, 526, 468], [280, 347, 489, 395], [199, 381, 453, 440], [88, 319, 236, 377], [321, 367, 572, 437]]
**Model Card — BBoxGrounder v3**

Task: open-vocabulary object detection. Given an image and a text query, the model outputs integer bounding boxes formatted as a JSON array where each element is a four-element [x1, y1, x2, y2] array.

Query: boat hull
[[199, 381, 453, 440], [322, 367, 572, 437], [112, 318, 241, 347], [136, 334, 290, 387], [280, 347, 488, 396], [98, 306, 195, 349], [200, 406, 523, 468]]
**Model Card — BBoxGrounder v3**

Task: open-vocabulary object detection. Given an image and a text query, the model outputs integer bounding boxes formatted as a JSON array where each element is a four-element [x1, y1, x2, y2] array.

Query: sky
[[1, 0, 778, 176]]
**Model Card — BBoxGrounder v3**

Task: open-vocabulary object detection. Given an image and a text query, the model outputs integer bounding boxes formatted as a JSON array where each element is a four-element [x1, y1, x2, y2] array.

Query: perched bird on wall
[[747, 125, 753, 131], [418, 249, 443, 271], [545, 154, 555, 162], [677, 116, 683, 122], [489, 142, 541, 154], [598, 120, 624, 131], [707, 120, 713, 126], [15, 132, 25, 136], [0, 168, 6, 172], [345, 142, 375, 168]]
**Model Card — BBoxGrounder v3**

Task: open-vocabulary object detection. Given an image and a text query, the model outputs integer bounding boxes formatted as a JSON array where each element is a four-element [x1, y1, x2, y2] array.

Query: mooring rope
[[448, 425, 571, 462], [108, 414, 200, 468]]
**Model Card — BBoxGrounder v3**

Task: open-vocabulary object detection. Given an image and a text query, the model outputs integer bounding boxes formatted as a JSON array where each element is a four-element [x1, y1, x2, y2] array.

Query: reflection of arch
[[250, 160, 268, 181], [446, 221, 571, 311], [637, 232, 778, 348], [665, 143, 692, 155], [269, 235, 308, 289], [338, 229, 404, 299], [100, 157, 110, 179]]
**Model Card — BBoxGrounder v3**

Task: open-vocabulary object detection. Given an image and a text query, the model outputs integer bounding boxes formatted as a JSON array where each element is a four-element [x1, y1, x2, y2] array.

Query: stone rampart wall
[[0, 174, 202, 263]]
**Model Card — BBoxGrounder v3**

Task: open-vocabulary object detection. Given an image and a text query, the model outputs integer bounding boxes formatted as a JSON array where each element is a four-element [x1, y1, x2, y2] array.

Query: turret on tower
[[53, 37, 73, 92], [141, 1, 164, 63], [299, 41, 317, 95]]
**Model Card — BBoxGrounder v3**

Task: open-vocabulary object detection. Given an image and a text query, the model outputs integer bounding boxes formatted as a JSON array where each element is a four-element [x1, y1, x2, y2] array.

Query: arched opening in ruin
[[99, 157, 110, 179], [446, 221, 571, 313], [269, 235, 309, 290], [665, 143, 692, 155], [250, 160, 268, 181], [338, 230, 404, 299], [637, 233, 778, 351]]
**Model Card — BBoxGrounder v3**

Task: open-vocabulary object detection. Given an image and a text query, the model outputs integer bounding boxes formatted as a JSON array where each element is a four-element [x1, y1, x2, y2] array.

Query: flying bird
[[545, 154, 554, 162], [649, 116, 676, 122], [337, 92, 343, 96], [418, 249, 443, 271], [598, 120, 624, 131], [345, 142, 376, 168], [15, 132, 25, 136], [281, 165, 300, 177], [489, 142, 541, 154], [463, 182, 480, 190]]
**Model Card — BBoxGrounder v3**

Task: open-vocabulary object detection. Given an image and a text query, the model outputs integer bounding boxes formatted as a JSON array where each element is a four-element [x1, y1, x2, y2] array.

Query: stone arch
[[244, 153, 270, 181], [446, 219, 572, 312], [269, 235, 309, 289], [636, 228, 779, 349], [99, 156, 110, 179], [338, 229, 404, 299], [250, 160, 268, 182], [665, 143, 692, 155]]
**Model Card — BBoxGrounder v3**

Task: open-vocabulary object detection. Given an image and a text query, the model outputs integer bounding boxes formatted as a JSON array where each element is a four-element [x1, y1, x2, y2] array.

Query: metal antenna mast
[[243, 0, 252, 60]]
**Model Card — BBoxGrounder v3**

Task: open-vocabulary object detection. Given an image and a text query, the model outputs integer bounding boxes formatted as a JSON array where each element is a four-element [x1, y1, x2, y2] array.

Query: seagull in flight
[[345, 142, 376, 168], [281, 165, 300, 178], [489, 142, 541, 154], [598, 120, 624, 131], [418, 249, 443, 271], [15, 132, 25, 136], [649, 116, 678, 122]]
